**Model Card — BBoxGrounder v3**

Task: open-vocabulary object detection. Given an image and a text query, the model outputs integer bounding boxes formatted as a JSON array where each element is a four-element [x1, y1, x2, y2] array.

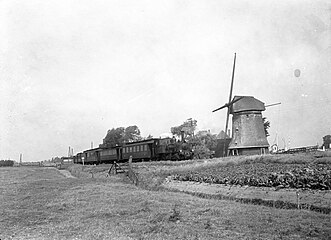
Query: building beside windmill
[[228, 96, 269, 155], [215, 130, 231, 157]]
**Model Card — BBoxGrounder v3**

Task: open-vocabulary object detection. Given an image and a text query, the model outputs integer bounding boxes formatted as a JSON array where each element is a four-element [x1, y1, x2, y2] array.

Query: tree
[[263, 117, 270, 137], [323, 135, 331, 149], [101, 127, 125, 148], [123, 125, 142, 142], [190, 131, 218, 159], [100, 126, 142, 148], [171, 118, 197, 140], [0, 160, 14, 167]]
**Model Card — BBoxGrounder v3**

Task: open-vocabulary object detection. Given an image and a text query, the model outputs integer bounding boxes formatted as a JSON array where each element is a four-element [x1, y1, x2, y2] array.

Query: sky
[[0, 0, 330, 161]]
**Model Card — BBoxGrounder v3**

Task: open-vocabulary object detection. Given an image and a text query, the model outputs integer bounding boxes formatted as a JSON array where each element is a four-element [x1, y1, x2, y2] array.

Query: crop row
[[172, 163, 331, 190]]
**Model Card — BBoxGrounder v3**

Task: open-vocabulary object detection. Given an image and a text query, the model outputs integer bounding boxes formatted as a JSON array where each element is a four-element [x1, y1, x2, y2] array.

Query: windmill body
[[212, 53, 271, 157], [228, 96, 269, 155]]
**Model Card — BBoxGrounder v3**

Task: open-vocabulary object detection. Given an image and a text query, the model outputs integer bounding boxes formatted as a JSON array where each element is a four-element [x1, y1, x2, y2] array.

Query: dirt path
[[163, 179, 331, 211]]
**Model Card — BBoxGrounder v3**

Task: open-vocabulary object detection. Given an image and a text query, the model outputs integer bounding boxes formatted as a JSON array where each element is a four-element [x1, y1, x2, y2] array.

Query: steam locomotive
[[73, 137, 194, 165]]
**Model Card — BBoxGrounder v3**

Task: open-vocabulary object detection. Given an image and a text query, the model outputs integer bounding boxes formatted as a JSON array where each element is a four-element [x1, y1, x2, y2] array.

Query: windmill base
[[228, 147, 269, 156]]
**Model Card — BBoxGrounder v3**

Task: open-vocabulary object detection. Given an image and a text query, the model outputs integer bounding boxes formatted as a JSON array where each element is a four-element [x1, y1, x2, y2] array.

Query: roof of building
[[230, 96, 265, 113], [216, 130, 230, 139]]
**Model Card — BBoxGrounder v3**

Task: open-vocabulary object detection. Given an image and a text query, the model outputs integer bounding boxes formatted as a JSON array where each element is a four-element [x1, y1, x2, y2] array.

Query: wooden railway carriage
[[99, 146, 121, 163], [122, 139, 159, 161], [83, 148, 100, 165], [73, 152, 84, 164]]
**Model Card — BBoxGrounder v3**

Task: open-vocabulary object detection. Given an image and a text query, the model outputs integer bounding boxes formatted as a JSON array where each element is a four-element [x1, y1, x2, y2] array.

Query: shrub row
[[0, 160, 15, 167], [172, 162, 331, 190]]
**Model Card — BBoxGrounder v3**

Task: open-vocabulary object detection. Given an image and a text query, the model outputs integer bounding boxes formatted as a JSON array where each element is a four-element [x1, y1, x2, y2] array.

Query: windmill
[[212, 54, 280, 156]]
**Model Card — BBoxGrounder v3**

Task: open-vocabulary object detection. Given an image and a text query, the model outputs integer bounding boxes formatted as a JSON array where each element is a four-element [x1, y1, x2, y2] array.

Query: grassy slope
[[1, 165, 331, 240]]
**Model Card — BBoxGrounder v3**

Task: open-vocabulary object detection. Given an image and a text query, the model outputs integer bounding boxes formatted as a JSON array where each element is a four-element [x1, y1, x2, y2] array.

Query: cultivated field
[[1, 153, 331, 239]]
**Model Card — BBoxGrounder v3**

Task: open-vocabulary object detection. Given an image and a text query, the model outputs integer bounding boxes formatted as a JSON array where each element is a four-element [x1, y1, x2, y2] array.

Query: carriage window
[[144, 145, 147, 151]]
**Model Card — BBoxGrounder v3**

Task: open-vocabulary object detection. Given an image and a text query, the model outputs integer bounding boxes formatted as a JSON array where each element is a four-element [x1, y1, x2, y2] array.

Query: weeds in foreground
[[169, 204, 181, 222]]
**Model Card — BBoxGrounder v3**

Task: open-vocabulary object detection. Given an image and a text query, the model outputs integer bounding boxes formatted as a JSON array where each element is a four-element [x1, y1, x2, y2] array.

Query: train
[[73, 137, 194, 165]]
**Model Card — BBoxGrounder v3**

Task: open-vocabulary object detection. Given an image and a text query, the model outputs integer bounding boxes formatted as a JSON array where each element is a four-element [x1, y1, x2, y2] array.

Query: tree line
[[0, 160, 15, 167]]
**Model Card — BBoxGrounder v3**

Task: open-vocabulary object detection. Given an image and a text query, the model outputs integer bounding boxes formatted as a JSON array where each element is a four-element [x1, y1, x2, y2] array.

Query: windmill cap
[[230, 96, 265, 113]]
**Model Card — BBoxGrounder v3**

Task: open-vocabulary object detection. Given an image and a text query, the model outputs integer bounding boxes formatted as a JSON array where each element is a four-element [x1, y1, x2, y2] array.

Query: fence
[[127, 156, 139, 186]]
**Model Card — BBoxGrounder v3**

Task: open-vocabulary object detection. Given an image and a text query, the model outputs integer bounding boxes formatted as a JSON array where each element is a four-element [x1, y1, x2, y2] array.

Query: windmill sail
[[212, 53, 237, 157]]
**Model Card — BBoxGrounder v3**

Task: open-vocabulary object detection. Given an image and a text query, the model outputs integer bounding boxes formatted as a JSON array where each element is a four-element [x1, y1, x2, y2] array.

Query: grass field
[[1, 155, 331, 239]]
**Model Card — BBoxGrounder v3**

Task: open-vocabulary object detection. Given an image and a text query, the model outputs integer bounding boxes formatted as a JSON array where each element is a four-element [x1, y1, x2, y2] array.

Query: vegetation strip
[[164, 184, 331, 215], [172, 162, 331, 190]]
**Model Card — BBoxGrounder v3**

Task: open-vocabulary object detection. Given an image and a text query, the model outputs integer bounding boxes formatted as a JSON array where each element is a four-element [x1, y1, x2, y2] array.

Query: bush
[[0, 160, 15, 167]]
